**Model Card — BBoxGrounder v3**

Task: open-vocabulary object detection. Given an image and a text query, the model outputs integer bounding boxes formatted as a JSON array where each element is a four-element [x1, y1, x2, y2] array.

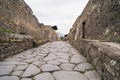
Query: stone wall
[[68, 0, 120, 41], [0, 33, 34, 60], [0, 32, 51, 60], [67, 0, 120, 79], [0, 40, 33, 60], [39, 24, 59, 41], [70, 40, 120, 80], [0, 0, 59, 59], [0, 0, 58, 40]]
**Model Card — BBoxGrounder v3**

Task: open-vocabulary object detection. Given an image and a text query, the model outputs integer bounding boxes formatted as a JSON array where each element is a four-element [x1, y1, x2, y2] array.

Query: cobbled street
[[0, 41, 101, 80]]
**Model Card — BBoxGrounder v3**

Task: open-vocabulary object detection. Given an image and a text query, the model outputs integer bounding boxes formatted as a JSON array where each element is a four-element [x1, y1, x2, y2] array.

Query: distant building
[[52, 25, 58, 30]]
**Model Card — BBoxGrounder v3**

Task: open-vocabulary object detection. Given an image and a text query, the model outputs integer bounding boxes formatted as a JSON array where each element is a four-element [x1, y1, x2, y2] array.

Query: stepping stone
[[0, 76, 19, 80], [0, 65, 15, 76], [34, 73, 54, 80], [21, 78, 32, 80], [41, 64, 60, 72], [22, 64, 40, 77], [84, 70, 101, 80], [70, 54, 87, 64], [60, 64, 75, 70], [74, 62, 94, 72], [53, 71, 88, 80]]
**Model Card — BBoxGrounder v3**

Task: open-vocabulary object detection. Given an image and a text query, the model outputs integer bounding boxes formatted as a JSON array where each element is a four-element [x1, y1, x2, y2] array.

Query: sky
[[24, 0, 89, 34]]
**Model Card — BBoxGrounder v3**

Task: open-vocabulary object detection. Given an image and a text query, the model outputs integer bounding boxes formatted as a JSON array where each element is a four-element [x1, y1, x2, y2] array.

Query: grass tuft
[[0, 27, 12, 33]]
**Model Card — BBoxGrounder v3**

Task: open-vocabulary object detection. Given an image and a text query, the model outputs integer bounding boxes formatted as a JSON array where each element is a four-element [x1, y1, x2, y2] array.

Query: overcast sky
[[24, 0, 89, 34]]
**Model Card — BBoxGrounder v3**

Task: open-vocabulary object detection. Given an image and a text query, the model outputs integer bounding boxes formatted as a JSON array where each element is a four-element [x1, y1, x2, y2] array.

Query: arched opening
[[82, 21, 86, 39]]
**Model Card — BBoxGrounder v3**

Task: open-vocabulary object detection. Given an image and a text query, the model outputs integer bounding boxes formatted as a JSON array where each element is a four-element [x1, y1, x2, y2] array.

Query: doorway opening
[[82, 21, 85, 39]]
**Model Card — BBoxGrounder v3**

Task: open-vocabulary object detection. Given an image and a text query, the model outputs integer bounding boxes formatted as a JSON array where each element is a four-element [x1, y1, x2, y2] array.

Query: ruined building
[[0, 0, 58, 59], [68, 0, 120, 41], [68, 0, 120, 80]]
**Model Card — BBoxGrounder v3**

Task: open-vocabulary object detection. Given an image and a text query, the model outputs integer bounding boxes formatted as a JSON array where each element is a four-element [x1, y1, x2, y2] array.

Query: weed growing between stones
[[0, 27, 12, 33], [80, 48, 84, 56], [101, 75, 104, 80], [116, 37, 120, 43]]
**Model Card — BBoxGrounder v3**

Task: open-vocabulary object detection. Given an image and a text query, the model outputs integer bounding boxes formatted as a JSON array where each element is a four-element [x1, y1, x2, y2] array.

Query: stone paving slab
[[84, 70, 101, 80], [0, 65, 16, 76], [74, 62, 94, 72], [12, 71, 23, 76], [41, 64, 60, 72], [21, 78, 32, 80], [34, 73, 54, 80], [22, 64, 41, 77], [53, 71, 88, 80], [0, 76, 19, 80], [60, 63, 75, 70], [0, 41, 101, 80]]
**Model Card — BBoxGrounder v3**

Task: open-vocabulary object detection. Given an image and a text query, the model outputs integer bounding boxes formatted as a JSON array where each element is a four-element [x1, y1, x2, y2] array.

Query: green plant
[[0, 27, 12, 33], [60, 37, 64, 40], [79, 48, 87, 57], [116, 37, 120, 43], [101, 75, 104, 80], [0, 43, 3, 46]]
